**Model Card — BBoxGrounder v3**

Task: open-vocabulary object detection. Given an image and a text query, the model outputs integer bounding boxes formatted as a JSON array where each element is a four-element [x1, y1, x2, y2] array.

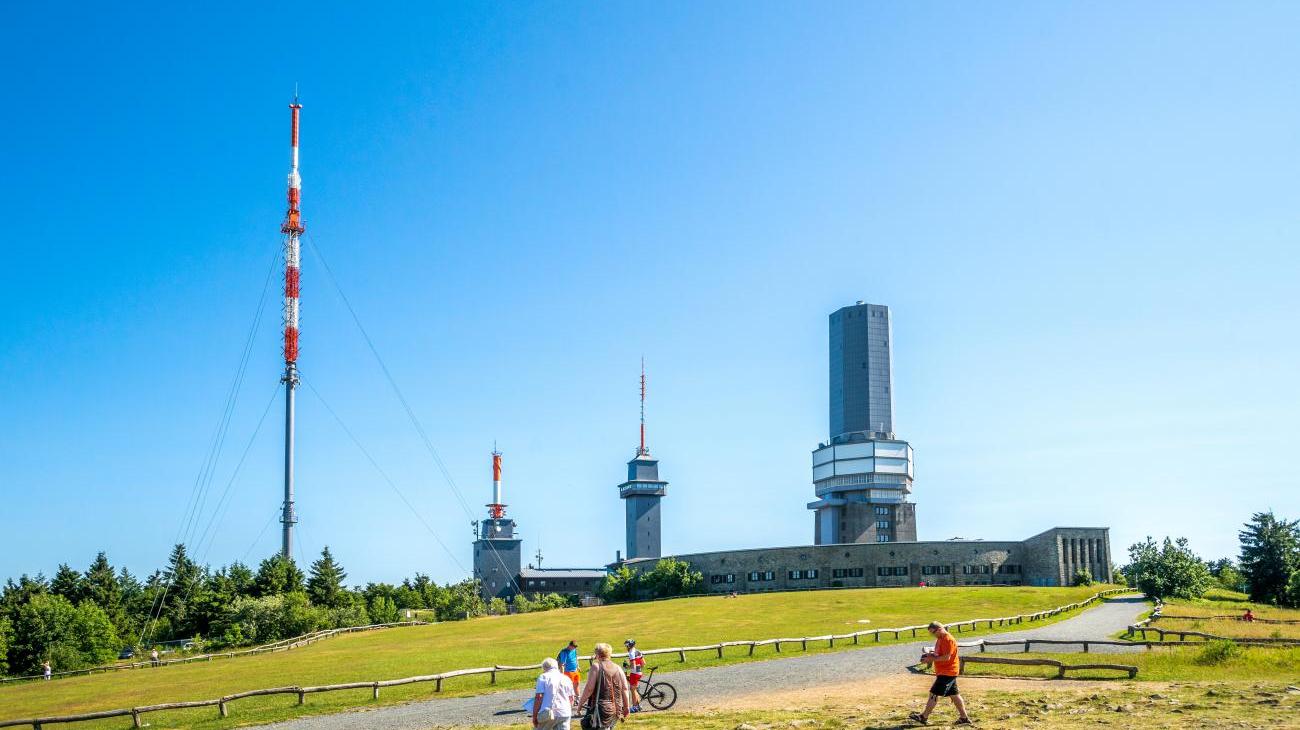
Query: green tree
[[641, 558, 704, 599], [50, 564, 84, 602], [1125, 537, 1213, 601], [598, 566, 640, 603], [0, 616, 11, 676], [1287, 571, 1300, 609], [82, 553, 123, 623], [368, 595, 400, 624], [9, 594, 118, 674], [434, 580, 485, 621], [307, 547, 348, 608], [1238, 511, 1300, 605], [254, 554, 305, 597], [1072, 568, 1094, 586]]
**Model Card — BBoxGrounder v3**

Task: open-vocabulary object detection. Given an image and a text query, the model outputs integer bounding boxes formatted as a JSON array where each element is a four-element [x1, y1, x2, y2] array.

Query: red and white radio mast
[[280, 94, 304, 559], [488, 448, 506, 519]]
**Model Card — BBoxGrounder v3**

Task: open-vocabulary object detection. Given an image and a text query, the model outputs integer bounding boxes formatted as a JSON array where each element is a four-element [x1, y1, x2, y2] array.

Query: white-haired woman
[[578, 643, 629, 729], [533, 656, 576, 729]]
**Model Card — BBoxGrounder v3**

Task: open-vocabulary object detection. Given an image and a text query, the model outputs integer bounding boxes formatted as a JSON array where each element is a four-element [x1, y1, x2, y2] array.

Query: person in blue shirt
[[557, 640, 581, 695]]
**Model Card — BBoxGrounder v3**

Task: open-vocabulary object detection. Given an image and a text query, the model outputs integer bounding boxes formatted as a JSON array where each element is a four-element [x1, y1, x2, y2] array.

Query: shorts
[[628, 673, 642, 687], [563, 670, 580, 691], [930, 675, 959, 697]]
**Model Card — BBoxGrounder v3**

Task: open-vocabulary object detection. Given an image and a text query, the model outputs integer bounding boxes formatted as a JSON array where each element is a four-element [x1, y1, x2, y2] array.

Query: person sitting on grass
[[1243, 608, 1255, 623], [909, 621, 971, 726]]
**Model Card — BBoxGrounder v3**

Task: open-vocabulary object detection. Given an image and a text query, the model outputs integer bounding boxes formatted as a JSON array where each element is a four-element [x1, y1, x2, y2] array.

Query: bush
[[1195, 639, 1244, 666], [1072, 569, 1094, 586], [9, 595, 119, 674], [1286, 571, 1300, 609], [1125, 537, 1213, 601], [368, 595, 400, 624]]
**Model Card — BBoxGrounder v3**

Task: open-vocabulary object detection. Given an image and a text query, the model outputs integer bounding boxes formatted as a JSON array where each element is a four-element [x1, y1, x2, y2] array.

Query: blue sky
[[2, 2, 1297, 585]]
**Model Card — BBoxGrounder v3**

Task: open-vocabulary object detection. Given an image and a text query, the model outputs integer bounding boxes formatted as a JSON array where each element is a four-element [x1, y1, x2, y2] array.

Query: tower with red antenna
[[618, 360, 668, 560], [473, 448, 521, 600], [279, 95, 304, 559]]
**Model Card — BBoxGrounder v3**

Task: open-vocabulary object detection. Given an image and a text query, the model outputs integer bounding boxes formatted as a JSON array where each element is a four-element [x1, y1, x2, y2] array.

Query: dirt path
[[264, 596, 1150, 729]]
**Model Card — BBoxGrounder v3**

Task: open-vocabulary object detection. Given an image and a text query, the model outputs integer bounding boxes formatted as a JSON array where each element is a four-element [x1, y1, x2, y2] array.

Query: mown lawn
[[0, 585, 1117, 728], [1134, 589, 1300, 640]]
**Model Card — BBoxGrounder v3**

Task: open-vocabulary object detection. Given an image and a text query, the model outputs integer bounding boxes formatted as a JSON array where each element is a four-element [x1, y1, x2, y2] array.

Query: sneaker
[[908, 712, 928, 725], [955, 719, 973, 725]]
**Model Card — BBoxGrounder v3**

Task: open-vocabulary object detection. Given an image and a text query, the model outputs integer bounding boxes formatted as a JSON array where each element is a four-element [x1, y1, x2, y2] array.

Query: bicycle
[[630, 665, 677, 711]]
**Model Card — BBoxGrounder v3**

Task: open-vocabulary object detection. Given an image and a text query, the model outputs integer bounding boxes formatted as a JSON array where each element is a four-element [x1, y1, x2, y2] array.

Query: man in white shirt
[[533, 657, 577, 729]]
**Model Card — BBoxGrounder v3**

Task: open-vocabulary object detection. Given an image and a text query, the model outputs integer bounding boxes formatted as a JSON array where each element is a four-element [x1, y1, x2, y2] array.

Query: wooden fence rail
[[0, 589, 1131, 730], [1153, 614, 1300, 625], [0, 622, 427, 685], [958, 655, 1138, 679]]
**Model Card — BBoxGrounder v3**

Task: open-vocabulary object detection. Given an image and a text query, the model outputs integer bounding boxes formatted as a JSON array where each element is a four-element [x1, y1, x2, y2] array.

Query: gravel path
[[264, 595, 1149, 729]]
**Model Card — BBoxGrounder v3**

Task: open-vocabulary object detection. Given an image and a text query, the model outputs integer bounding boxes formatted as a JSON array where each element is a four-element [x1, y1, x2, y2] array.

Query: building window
[[923, 565, 951, 576], [876, 535, 891, 542], [876, 520, 890, 529], [877, 566, 907, 577], [833, 568, 864, 578], [997, 564, 1021, 575], [764, 571, 775, 581], [748, 571, 760, 581], [874, 506, 889, 515], [789, 569, 818, 580], [711, 574, 735, 585]]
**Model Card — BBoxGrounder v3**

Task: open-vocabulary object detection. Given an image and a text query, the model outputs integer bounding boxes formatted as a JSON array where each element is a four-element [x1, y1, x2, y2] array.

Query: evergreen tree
[[1238, 511, 1300, 605], [0, 616, 10, 676], [254, 554, 305, 597], [227, 562, 255, 597], [82, 553, 124, 629], [307, 547, 348, 608], [50, 564, 84, 602]]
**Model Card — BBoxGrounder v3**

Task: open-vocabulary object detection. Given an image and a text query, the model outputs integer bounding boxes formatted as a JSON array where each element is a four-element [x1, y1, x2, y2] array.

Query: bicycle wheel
[[644, 681, 677, 710]]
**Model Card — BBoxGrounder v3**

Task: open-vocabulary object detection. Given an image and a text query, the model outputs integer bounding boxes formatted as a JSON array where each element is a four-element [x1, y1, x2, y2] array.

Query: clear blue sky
[[2, 2, 1297, 586]]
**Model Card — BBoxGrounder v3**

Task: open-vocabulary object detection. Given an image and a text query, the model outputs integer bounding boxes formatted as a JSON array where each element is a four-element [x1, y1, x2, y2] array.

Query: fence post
[[677, 649, 686, 662], [1023, 640, 1029, 653], [716, 646, 723, 659], [297, 690, 305, 705], [436, 678, 443, 692], [774, 641, 781, 653], [1083, 642, 1090, 653], [373, 682, 380, 700], [801, 639, 807, 651], [219, 699, 228, 718], [490, 670, 497, 684], [132, 710, 142, 729], [1056, 665, 1066, 679], [748, 642, 756, 656]]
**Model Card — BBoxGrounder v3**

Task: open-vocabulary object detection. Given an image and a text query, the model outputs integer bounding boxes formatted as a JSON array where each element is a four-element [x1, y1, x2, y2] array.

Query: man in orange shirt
[[910, 621, 971, 725]]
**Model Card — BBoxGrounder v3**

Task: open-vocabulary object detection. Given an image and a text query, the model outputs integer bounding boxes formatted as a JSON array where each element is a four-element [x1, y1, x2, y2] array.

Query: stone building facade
[[624, 527, 1111, 592]]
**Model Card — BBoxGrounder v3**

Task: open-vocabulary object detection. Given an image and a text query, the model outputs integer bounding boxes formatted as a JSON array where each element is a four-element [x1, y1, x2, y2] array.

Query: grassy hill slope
[[0, 584, 1118, 728]]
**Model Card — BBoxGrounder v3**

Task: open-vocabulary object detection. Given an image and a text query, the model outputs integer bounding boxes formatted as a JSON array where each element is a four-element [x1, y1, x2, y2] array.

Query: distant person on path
[[910, 622, 971, 726], [557, 640, 581, 695], [578, 642, 629, 729], [531, 657, 576, 730], [1243, 609, 1256, 622], [150, 648, 160, 667], [622, 639, 644, 712], [42, 661, 51, 680]]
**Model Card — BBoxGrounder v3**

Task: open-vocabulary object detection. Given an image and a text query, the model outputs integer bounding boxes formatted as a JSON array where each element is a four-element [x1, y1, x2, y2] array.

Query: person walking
[[622, 639, 645, 712], [910, 622, 971, 726], [578, 642, 630, 729], [557, 640, 581, 695], [532, 657, 576, 730], [42, 661, 51, 680]]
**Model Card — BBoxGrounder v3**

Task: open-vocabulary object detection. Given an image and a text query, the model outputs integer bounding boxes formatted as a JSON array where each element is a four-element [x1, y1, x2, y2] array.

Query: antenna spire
[[638, 358, 648, 456]]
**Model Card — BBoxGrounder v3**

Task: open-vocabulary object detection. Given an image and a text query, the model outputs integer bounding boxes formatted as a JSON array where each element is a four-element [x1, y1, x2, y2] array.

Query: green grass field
[[1126, 589, 1300, 641], [0, 585, 1117, 728]]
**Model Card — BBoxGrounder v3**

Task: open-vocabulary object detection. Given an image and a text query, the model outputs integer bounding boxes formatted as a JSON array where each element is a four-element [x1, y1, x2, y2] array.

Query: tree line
[[0, 545, 567, 677], [1121, 510, 1300, 605]]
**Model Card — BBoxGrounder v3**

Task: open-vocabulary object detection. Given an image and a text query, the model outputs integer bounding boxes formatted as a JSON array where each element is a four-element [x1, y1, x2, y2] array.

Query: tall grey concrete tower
[[473, 450, 522, 601], [619, 362, 667, 560], [807, 302, 917, 545]]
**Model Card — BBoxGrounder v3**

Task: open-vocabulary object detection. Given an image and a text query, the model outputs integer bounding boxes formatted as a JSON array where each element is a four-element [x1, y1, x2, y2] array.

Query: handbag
[[579, 667, 603, 730]]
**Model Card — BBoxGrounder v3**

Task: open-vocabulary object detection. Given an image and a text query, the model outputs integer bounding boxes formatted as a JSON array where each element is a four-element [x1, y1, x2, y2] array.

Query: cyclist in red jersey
[[623, 639, 645, 712]]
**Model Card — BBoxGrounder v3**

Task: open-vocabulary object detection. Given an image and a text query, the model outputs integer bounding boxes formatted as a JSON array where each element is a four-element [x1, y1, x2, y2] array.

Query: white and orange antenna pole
[[280, 93, 304, 559], [638, 358, 648, 456], [488, 447, 506, 519]]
